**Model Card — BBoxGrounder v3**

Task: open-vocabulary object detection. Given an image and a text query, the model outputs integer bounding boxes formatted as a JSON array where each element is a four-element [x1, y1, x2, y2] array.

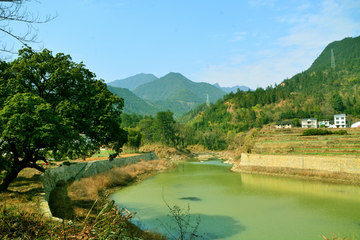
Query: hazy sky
[[5, 0, 360, 89]]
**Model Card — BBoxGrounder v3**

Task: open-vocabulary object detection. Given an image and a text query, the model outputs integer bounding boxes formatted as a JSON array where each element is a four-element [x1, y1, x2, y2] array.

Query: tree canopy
[[0, 48, 127, 191]]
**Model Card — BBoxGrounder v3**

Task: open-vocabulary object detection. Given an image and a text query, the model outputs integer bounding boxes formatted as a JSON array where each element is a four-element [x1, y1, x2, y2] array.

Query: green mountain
[[107, 85, 160, 115], [153, 88, 205, 118], [107, 73, 158, 91], [307, 37, 360, 72], [133, 72, 226, 102], [184, 36, 360, 132]]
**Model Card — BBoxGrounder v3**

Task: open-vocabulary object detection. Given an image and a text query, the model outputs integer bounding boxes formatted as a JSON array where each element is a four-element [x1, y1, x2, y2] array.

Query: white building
[[351, 121, 360, 128], [318, 120, 330, 128], [302, 118, 317, 128], [334, 114, 346, 128]]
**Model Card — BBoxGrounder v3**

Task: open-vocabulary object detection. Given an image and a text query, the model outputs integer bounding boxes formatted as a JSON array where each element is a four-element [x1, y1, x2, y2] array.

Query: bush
[[302, 128, 348, 136]]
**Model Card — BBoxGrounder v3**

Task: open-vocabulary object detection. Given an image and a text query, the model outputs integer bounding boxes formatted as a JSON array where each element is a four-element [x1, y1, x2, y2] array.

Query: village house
[[301, 118, 317, 128], [275, 120, 293, 128], [318, 120, 330, 128], [351, 121, 360, 128], [334, 114, 346, 128]]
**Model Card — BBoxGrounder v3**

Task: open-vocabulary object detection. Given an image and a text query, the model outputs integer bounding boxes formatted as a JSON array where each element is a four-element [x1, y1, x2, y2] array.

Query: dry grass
[[68, 159, 171, 200]]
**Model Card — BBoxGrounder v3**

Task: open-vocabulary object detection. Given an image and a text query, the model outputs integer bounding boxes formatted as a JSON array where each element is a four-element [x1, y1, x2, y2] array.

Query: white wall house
[[318, 120, 330, 128], [334, 114, 346, 128], [351, 121, 360, 128], [275, 121, 293, 128], [302, 118, 317, 128]]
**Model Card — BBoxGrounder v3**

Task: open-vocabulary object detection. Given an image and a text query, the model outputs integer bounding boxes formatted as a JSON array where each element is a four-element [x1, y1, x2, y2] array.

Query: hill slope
[[107, 73, 158, 91], [184, 35, 360, 132], [107, 85, 160, 115]]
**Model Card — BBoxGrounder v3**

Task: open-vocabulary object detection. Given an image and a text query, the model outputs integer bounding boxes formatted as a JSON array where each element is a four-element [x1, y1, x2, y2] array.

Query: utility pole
[[331, 49, 335, 69]]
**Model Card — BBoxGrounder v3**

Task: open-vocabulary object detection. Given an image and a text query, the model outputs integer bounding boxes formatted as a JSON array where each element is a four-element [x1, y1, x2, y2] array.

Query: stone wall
[[239, 153, 360, 174], [38, 153, 158, 220]]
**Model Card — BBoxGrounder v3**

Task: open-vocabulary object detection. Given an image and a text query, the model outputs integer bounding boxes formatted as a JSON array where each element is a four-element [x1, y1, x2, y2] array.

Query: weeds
[[68, 159, 171, 200], [0, 198, 140, 239], [158, 193, 201, 240]]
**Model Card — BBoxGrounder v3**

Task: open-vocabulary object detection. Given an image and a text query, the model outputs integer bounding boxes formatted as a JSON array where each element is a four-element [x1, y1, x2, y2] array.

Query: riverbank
[[213, 150, 360, 186]]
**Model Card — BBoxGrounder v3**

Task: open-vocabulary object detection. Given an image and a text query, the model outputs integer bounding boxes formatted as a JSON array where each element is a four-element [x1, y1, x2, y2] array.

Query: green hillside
[[106, 85, 160, 115], [107, 73, 158, 91], [133, 72, 226, 102], [184, 36, 360, 133], [308, 37, 360, 72]]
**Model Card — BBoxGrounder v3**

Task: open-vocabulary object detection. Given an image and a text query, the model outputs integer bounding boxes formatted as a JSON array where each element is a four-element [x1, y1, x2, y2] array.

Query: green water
[[111, 160, 360, 239]]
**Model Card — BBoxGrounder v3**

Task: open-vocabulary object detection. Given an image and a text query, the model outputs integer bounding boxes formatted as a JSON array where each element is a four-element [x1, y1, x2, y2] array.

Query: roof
[[302, 118, 317, 121], [275, 120, 293, 125], [334, 114, 346, 117]]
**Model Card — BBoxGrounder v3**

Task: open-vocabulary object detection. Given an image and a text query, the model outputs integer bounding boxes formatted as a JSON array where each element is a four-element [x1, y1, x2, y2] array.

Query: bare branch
[[0, 0, 57, 54]]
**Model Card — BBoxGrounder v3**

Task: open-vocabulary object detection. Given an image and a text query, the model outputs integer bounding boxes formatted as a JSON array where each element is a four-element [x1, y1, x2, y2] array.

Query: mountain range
[[106, 72, 231, 117], [213, 83, 253, 93], [107, 73, 158, 91]]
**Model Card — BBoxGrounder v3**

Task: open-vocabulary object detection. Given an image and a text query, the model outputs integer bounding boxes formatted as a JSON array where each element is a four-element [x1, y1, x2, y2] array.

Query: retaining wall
[[239, 154, 360, 174], [39, 152, 158, 220]]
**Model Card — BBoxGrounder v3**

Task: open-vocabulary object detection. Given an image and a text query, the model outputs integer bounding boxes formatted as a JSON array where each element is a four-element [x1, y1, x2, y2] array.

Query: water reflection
[[111, 160, 360, 239], [153, 213, 244, 240]]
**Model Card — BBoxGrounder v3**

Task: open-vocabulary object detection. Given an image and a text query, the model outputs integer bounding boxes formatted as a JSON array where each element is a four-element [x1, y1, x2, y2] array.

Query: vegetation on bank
[[302, 128, 348, 136]]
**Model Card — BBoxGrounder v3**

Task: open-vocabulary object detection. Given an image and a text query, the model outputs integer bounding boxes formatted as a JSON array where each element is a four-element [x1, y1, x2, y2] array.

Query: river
[[111, 159, 360, 240]]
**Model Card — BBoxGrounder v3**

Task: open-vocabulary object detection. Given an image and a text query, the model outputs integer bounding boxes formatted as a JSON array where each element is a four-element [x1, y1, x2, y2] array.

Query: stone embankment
[[39, 153, 158, 220], [234, 153, 360, 174]]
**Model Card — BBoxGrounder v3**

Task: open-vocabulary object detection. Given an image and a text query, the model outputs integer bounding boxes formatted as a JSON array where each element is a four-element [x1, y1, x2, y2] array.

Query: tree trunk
[[0, 168, 22, 192]]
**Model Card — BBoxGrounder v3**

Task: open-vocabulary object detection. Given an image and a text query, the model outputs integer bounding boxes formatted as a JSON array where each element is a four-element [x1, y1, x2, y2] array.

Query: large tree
[[0, 48, 127, 191], [153, 110, 177, 147]]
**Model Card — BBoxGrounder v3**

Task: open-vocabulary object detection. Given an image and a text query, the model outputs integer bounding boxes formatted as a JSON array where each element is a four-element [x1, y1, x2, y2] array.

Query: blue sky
[[4, 0, 360, 89]]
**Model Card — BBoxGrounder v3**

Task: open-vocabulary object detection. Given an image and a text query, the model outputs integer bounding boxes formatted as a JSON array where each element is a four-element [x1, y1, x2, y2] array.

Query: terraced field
[[253, 127, 360, 157]]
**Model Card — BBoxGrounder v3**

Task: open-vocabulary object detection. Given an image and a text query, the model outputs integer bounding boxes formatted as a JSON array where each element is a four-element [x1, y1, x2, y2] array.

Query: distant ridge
[[213, 83, 253, 93], [107, 73, 158, 91], [133, 72, 226, 102], [131, 72, 227, 117]]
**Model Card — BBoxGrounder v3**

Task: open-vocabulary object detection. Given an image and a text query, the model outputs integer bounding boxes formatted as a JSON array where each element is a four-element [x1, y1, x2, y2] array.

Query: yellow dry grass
[[68, 159, 171, 200]]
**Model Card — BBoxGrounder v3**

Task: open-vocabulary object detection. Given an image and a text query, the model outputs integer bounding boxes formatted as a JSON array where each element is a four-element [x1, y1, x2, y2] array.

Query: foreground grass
[[1, 198, 166, 239], [48, 159, 173, 239], [0, 158, 172, 240]]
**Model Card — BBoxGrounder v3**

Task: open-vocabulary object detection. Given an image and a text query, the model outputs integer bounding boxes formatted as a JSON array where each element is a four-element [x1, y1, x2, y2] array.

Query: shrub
[[302, 129, 348, 136]]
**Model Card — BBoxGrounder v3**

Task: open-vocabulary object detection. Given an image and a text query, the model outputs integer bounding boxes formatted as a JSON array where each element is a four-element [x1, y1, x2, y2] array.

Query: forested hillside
[[186, 36, 360, 133], [107, 86, 160, 115], [133, 72, 226, 102], [122, 36, 360, 152]]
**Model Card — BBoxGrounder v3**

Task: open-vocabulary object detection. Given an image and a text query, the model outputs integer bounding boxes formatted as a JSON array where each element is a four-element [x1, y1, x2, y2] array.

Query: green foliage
[[292, 118, 300, 127], [302, 129, 348, 136], [0, 48, 127, 191], [124, 127, 142, 151], [107, 85, 160, 116], [153, 110, 178, 147], [329, 92, 345, 112]]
